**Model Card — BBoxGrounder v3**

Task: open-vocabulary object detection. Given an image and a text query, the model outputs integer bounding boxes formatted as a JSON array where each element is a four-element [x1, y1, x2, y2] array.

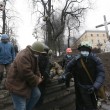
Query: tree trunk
[[2, 9, 6, 34]]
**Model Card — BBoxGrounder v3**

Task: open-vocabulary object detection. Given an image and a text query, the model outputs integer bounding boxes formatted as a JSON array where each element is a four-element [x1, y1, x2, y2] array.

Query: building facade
[[72, 30, 109, 52]]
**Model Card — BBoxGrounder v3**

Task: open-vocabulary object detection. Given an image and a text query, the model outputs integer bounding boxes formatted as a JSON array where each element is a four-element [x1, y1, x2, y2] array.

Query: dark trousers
[[0, 64, 11, 82], [65, 73, 73, 88], [35, 80, 46, 108], [75, 84, 97, 110]]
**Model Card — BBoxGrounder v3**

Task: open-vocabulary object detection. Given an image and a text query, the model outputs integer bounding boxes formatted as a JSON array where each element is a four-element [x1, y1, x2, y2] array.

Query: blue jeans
[[11, 86, 41, 110]]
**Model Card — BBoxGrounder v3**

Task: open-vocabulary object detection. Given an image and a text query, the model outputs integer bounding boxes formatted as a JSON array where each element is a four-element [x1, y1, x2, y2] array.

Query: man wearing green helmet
[[31, 41, 47, 53], [63, 41, 105, 110], [5, 41, 47, 110]]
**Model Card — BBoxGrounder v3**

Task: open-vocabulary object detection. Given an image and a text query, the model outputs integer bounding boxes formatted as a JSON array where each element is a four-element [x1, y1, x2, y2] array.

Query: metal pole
[[68, 37, 70, 48], [104, 15, 110, 40], [95, 15, 110, 41]]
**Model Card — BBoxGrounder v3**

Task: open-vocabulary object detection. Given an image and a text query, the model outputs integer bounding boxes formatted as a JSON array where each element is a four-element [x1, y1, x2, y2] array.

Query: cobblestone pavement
[[101, 101, 110, 110], [2, 101, 110, 110]]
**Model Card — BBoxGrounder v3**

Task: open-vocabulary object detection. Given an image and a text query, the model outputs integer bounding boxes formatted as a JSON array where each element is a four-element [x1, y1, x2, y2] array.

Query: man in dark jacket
[[0, 34, 15, 84], [62, 48, 73, 88], [5, 41, 45, 110], [62, 48, 73, 69], [64, 41, 105, 110], [35, 44, 50, 108]]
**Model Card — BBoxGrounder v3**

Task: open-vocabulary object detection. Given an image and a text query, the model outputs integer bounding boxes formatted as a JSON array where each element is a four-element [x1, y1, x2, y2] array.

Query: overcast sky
[[85, 0, 110, 30], [14, 0, 35, 49], [14, 0, 110, 49]]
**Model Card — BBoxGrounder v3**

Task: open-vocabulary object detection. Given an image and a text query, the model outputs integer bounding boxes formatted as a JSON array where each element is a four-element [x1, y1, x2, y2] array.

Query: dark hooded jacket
[[65, 53, 105, 108], [62, 54, 73, 69], [65, 53, 105, 89]]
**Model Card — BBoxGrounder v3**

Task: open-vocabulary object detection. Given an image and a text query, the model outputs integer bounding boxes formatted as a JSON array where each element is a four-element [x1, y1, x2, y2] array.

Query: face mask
[[34, 54, 39, 58], [67, 55, 71, 58], [80, 51, 89, 57]]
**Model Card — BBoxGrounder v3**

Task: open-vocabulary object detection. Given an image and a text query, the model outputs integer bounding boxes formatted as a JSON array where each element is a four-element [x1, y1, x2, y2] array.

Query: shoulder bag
[[80, 58, 106, 100]]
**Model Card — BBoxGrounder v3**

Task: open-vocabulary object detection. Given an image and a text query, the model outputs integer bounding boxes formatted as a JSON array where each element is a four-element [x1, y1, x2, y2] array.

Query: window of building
[[97, 34, 99, 36], [104, 40, 106, 43], [103, 34, 105, 36], [91, 34, 93, 36], [92, 39, 93, 43], [98, 40, 100, 43]]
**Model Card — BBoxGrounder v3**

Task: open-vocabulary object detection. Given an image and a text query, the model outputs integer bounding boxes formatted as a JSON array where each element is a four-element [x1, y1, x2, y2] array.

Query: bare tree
[[0, 0, 21, 51], [0, 0, 19, 34], [30, 0, 92, 52]]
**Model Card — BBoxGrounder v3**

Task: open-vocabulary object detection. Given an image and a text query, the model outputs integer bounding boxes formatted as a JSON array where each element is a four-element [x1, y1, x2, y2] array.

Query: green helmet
[[31, 41, 46, 53], [78, 41, 92, 50]]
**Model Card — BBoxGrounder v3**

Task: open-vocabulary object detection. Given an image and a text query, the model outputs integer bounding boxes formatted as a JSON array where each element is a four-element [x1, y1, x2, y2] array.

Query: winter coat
[[62, 54, 73, 68], [0, 42, 15, 64], [38, 54, 49, 79], [65, 53, 105, 89], [5, 46, 41, 98], [65, 53, 105, 108]]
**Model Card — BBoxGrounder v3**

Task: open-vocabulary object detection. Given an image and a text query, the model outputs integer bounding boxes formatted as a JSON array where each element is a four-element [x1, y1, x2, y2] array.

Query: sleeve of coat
[[93, 56, 105, 89], [63, 58, 76, 76], [16, 55, 40, 87]]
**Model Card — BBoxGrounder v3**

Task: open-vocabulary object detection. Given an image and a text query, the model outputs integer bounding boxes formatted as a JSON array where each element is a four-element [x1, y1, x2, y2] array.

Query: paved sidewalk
[[100, 100, 110, 110]]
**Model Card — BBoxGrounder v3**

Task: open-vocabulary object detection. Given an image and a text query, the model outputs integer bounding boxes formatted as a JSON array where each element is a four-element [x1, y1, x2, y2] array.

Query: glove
[[87, 86, 95, 94], [58, 75, 66, 84], [62, 75, 66, 80]]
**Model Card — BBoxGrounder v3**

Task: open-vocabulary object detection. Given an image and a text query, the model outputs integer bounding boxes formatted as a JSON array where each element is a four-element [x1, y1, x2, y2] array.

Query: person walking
[[5, 41, 46, 110], [0, 34, 15, 85], [64, 41, 105, 110], [62, 48, 73, 69], [14, 44, 19, 56], [62, 48, 74, 88]]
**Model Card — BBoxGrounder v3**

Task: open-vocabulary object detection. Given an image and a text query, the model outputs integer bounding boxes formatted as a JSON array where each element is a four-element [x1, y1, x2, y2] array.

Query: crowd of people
[[0, 34, 106, 110]]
